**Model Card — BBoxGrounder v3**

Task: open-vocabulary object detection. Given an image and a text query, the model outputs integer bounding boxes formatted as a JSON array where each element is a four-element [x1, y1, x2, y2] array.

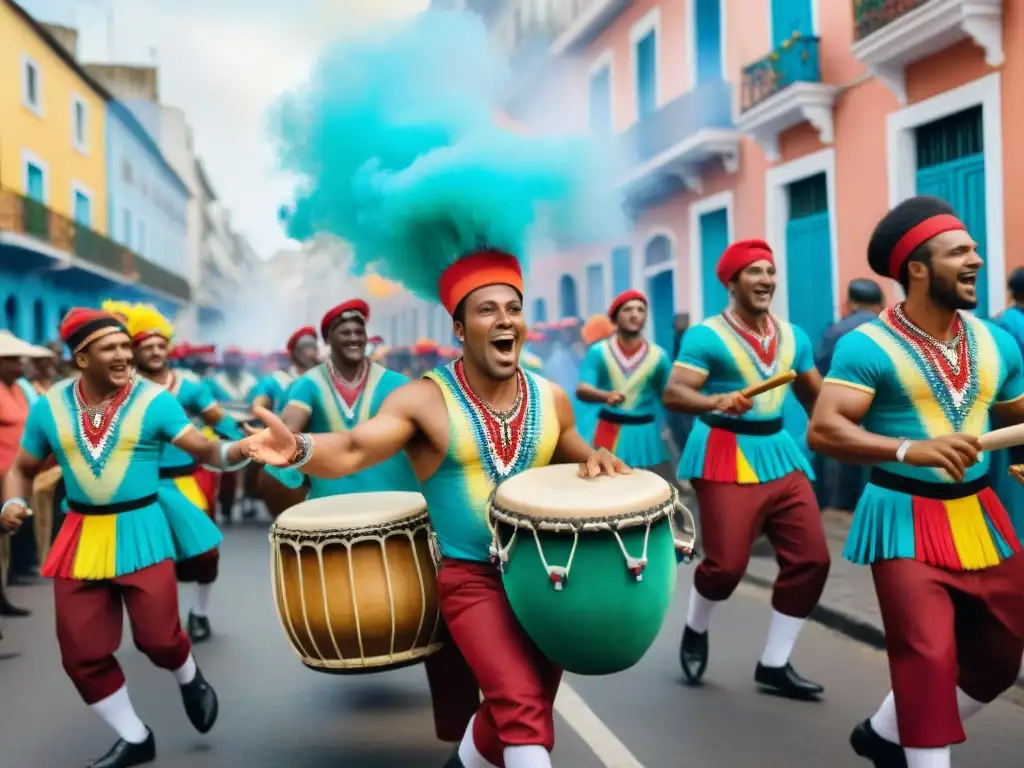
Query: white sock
[[956, 686, 985, 721], [89, 686, 149, 744], [685, 584, 718, 634], [173, 653, 197, 685], [457, 715, 498, 768], [871, 686, 983, 746], [869, 691, 900, 744], [193, 584, 212, 617], [904, 746, 951, 768], [759, 610, 806, 667], [503, 745, 551, 768]]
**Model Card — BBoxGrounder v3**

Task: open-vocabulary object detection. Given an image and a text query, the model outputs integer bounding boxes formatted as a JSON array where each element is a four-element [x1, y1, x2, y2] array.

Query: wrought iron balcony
[[741, 35, 822, 113], [0, 188, 191, 303], [854, 0, 932, 40]]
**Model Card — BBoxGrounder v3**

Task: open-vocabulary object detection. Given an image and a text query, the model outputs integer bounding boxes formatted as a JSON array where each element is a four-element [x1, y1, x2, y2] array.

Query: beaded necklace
[[610, 336, 648, 377], [73, 378, 133, 459], [884, 304, 976, 423], [724, 309, 777, 365], [452, 360, 533, 478], [327, 358, 368, 409]]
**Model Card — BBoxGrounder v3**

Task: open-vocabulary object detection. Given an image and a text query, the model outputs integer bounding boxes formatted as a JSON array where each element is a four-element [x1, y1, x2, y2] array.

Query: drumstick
[[741, 370, 797, 399], [979, 424, 1024, 452]]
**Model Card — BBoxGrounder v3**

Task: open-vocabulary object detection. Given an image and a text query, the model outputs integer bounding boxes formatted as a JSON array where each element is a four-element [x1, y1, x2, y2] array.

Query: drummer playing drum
[[241, 250, 627, 768]]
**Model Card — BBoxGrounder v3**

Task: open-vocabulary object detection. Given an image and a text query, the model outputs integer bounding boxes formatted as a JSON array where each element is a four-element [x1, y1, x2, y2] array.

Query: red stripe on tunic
[[912, 496, 962, 570], [701, 427, 739, 483], [592, 418, 621, 452], [977, 487, 1022, 554], [41, 511, 86, 579]]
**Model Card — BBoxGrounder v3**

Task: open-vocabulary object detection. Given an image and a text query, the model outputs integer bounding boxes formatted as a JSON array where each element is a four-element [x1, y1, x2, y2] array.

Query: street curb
[[739, 572, 1024, 691]]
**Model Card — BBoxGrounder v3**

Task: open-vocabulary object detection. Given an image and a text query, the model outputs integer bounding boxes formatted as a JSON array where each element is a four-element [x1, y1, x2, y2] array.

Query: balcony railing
[[741, 35, 822, 113], [618, 81, 734, 168], [853, 0, 932, 41], [0, 188, 191, 303]]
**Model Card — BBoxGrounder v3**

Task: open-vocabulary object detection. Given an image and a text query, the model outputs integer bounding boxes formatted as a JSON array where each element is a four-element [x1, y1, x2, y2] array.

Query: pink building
[[488, 0, 1018, 352]]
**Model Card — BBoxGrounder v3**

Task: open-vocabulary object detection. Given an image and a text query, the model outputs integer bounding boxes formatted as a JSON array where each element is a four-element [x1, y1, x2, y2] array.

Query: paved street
[[1, 524, 1022, 767]]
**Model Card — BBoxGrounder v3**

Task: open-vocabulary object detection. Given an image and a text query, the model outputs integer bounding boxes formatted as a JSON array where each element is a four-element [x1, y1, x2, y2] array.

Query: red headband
[[287, 325, 317, 354], [321, 299, 370, 340], [716, 239, 774, 284], [438, 251, 524, 316], [887, 214, 966, 278], [608, 289, 647, 320]]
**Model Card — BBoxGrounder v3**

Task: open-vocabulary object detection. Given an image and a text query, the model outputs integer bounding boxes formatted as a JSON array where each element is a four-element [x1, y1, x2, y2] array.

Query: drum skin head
[[492, 464, 672, 522], [277, 492, 428, 531]]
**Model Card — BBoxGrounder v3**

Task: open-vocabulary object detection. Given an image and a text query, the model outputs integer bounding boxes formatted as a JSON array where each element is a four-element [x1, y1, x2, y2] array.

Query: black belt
[[159, 462, 199, 479], [701, 413, 783, 436], [597, 409, 655, 426], [67, 494, 159, 516], [869, 468, 989, 501]]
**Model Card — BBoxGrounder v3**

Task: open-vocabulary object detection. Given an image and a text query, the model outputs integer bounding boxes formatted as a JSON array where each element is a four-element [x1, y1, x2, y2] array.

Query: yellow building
[[0, 0, 108, 234]]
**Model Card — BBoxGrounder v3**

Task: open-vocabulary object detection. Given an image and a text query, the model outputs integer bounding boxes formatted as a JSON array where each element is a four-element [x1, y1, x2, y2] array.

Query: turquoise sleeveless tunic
[[421, 362, 560, 562]]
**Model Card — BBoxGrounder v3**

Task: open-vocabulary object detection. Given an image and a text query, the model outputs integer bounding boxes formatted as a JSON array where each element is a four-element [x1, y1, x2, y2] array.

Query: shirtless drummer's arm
[[242, 380, 428, 479]]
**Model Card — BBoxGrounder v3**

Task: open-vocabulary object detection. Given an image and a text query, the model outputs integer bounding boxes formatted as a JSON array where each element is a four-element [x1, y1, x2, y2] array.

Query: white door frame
[[688, 189, 735, 322], [764, 147, 840, 323]]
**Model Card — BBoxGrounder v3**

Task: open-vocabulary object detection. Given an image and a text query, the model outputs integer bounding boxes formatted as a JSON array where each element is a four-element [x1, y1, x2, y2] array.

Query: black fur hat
[[867, 196, 962, 279]]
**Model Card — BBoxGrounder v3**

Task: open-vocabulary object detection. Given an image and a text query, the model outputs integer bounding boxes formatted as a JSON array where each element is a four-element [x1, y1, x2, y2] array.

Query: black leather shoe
[[87, 730, 156, 767], [754, 662, 824, 700], [443, 749, 465, 768], [180, 667, 219, 733], [850, 719, 907, 767], [679, 626, 709, 685], [0, 599, 30, 617], [187, 612, 212, 643]]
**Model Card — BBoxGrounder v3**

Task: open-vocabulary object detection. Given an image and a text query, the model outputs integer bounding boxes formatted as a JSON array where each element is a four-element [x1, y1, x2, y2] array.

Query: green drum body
[[489, 465, 686, 676]]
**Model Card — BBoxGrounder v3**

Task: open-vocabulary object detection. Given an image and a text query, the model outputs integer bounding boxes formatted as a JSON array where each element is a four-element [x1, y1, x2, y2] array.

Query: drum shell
[[499, 517, 676, 676], [271, 521, 443, 673], [259, 472, 308, 519]]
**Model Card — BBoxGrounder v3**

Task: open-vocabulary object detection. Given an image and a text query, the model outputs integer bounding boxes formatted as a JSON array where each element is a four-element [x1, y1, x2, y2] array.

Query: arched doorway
[[558, 275, 578, 319], [643, 235, 675, 352], [532, 298, 547, 325], [33, 299, 45, 344]]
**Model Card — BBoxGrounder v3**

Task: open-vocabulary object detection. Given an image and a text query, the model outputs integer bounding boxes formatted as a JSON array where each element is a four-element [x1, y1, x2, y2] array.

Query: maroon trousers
[[873, 555, 1024, 748], [430, 559, 562, 766], [693, 471, 830, 618], [54, 559, 192, 704]]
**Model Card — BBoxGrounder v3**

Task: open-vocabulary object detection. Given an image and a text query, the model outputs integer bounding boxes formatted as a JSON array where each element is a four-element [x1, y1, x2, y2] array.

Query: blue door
[[914, 105, 988, 317], [559, 275, 579, 319], [586, 263, 605, 316], [694, 0, 723, 84], [532, 298, 547, 324], [589, 67, 612, 134], [699, 208, 729, 319], [917, 155, 988, 317], [647, 270, 675, 352], [26, 163, 44, 201], [74, 191, 91, 226], [771, 0, 813, 47], [785, 173, 834, 347], [611, 247, 632, 296], [635, 31, 657, 118]]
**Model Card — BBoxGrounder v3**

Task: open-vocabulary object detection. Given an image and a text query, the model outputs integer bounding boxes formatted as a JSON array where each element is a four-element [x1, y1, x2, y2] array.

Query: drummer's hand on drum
[[578, 448, 632, 478], [239, 405, 299, 466], [713, 391, 753, 416]]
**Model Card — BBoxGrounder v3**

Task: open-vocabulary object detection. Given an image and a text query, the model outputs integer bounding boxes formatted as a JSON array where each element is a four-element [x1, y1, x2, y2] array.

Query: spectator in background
[[811, 279, 884, 510], [814, 278, 884, 374], [989, 268, 1024, 532]]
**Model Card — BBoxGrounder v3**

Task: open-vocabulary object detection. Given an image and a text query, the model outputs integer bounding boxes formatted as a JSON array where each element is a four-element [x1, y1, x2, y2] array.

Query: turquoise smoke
[[269, 9, 625, 302]]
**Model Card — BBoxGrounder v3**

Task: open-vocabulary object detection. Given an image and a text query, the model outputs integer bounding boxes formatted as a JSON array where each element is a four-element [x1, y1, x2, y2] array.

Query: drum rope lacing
[[269, 515, 443, 670], [487, 486, 693, 591]]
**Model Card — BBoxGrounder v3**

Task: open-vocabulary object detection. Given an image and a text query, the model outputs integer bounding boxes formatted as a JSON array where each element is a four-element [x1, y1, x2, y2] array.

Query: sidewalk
[[741, 509, 1024, 689]]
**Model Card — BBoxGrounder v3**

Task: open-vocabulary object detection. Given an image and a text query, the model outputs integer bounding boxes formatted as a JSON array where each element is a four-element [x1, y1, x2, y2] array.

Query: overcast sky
[[18, 0, 431, 259]]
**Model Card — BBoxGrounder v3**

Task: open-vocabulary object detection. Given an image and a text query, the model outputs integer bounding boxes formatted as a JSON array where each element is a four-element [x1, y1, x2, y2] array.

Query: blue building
[[102, 99, 191, 319]]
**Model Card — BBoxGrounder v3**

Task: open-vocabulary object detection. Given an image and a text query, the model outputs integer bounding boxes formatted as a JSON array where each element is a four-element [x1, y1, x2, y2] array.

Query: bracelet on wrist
[[289, 433, 314, 469], [1, 497, 27, 514]]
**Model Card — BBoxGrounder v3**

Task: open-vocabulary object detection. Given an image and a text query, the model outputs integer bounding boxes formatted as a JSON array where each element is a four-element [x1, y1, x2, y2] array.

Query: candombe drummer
[[808, 196, 1024, 768], [249, 325, 320, 413], [664, 239, 830, 698], [206, 347, 260, 521], [0, 308, 253, 768]]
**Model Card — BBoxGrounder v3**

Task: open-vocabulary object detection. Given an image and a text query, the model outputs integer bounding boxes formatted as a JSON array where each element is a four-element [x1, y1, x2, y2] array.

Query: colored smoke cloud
[[269, 8, 626, 304]]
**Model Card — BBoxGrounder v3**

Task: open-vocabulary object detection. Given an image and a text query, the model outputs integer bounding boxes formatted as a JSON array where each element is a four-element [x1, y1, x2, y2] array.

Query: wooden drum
[[270, 492, 444, 674]]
